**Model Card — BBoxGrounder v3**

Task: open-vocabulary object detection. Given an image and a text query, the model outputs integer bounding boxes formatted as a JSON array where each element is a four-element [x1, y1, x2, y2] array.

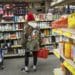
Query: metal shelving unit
[[38, 21, 57, 53], [53, 28, 75, 75]]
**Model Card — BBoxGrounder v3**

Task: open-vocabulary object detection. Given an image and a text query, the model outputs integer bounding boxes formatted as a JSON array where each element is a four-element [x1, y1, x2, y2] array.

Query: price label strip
[[63, 61, 75, 75], [53, 50, 60, 58], [63, 32, 72, 38]]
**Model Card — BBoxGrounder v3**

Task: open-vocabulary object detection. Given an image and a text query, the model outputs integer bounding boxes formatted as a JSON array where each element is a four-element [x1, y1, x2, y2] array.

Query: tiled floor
[[0, 55, 60, 75]]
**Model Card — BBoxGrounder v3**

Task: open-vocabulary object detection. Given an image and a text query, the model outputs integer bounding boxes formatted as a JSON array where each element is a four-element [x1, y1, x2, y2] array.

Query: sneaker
[[21, 66, 29, 72], [33, 65, 37, 71], [25, 66, 29, 72]]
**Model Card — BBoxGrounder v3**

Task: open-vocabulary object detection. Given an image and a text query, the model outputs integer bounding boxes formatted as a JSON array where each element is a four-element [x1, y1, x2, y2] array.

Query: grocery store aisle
[[0, 55, 60, 75]]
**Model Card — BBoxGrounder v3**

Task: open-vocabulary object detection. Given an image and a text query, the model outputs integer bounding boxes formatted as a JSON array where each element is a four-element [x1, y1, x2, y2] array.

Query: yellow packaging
[[68, 13, 75, 28], [64, 42, 72, 59]]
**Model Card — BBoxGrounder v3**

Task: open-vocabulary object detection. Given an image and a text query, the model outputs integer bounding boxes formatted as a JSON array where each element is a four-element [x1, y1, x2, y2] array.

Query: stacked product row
[[0, 3, 26, 58], [52, 13, 75, 28], [58, 37, 75, 63], [38, 22, 57, 53]]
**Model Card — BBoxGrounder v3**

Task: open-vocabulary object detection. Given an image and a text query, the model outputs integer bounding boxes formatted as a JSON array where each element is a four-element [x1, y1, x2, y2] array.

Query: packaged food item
[[64, 42, 72, 59], [68, 13, 75, 28], [52, 15, 68, 28]]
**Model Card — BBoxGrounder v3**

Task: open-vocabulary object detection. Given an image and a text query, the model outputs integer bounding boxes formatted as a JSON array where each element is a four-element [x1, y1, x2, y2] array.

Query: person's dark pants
[[25, 51, 38, 66]]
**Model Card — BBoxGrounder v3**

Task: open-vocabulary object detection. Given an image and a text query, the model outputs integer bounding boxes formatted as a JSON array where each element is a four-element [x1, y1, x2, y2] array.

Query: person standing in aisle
[[21, 23, 39, 72], [21, 10, 39, 72]]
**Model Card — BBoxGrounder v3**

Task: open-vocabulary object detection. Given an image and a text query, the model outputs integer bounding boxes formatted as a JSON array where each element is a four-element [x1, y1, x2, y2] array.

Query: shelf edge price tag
[[63, 32, 72, 38], [63, 61, 75, 75], [53, 50, 60, 58]]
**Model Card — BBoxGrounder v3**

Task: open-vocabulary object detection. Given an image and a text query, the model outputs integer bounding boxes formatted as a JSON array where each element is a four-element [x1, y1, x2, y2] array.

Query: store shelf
[[40, 27, 51, 30], [36, 20, 53, 22], [61, 28, 75, 39], [53, 49, 60, 58], [52, 29, 63, 35], [6, 37, 21, 40], [0, 37, 21, 41], [0, 2, 27, 58], [11, 45, 22, 48], [41, 43, 54, 46], [53, 28, 75, 74], [41, 35, 53, 38], [4, 54, 19, 57], [53, 49, 75, 75], [0, 21, 25, 24], [53, 28, 75, 40], [63, 61, 75, 75], [0, 29, 23, 33], [4, 54, 25, 58], [41, 42, 58, 46]]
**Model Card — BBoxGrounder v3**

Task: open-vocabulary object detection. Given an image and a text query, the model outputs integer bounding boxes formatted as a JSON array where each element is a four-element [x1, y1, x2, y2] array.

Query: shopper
[[21, 22, 39, 72]]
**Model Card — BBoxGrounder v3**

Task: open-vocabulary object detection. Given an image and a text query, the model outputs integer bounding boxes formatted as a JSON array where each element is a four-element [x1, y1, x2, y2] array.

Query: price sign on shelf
[[63, 32, 72, 38]]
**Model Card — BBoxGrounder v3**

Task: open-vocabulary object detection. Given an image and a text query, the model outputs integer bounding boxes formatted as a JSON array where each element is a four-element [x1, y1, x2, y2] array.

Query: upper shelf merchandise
[[51, 12, 75, 29], [52, 18, 75, 75], [0, 2, 58, 58], [51, 5, 75, 74]]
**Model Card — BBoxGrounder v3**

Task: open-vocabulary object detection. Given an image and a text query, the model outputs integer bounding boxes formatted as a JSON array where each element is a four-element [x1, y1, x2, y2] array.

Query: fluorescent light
[[51, 0, 64, 6]]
